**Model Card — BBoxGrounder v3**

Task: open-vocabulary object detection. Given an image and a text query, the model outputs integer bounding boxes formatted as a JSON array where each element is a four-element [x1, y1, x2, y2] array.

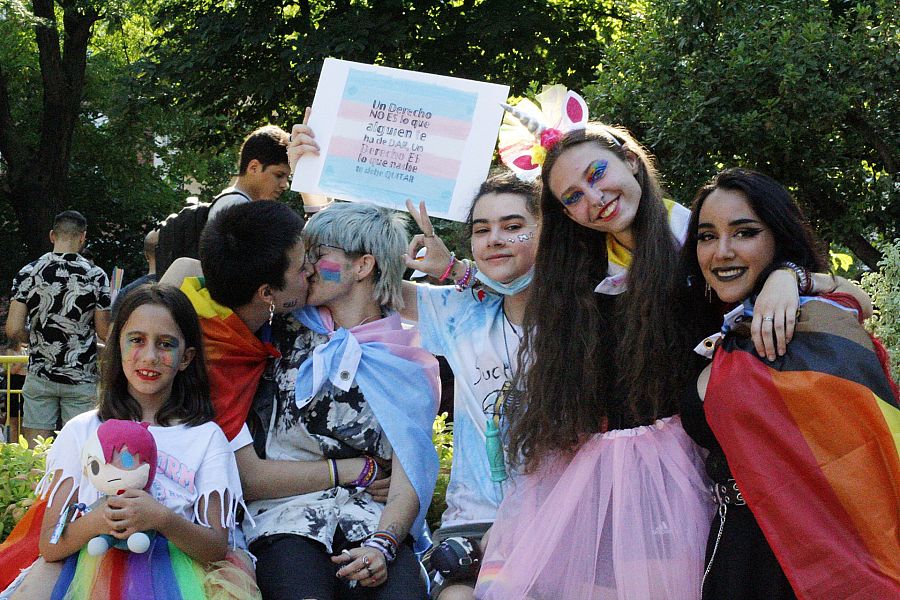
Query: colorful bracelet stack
[[327, 458, 339, 487], [347, 455, 379, 489], [454, 259, 477, 292], [439, 253, 457, 282], [778, 261, 812, 294], [362, 530, 399, 563]]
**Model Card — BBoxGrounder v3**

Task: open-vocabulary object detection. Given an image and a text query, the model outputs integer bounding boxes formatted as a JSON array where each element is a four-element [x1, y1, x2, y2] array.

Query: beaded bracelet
[[363, 531, 398, 563], [347, 455, 378, 489], [439, 253, 457, 282], [778, 261, 812, 294], [50, 502, 90, 544], [454, 260, 477, 292]]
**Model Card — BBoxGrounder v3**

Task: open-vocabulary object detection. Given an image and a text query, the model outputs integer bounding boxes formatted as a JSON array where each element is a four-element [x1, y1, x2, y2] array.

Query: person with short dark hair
[[206, 125, 292, 221], [5, 210, 110, 447]]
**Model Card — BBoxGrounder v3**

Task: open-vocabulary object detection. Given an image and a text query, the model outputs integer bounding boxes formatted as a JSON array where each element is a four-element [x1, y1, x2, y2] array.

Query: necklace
[[354, 314, 379, 328], [501, 300, 523, 379]]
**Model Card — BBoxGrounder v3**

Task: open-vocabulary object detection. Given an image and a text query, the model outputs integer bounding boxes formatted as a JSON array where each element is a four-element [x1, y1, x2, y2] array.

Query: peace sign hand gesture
[[402, 199, 460, 281]]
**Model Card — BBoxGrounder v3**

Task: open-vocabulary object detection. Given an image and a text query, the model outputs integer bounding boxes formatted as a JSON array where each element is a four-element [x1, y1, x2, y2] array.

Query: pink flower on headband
[[540, 128, 564, 151]]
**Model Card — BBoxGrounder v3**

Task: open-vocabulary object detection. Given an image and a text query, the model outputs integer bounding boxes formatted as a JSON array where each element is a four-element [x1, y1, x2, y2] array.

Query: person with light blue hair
[[244, 200, 440, 600]]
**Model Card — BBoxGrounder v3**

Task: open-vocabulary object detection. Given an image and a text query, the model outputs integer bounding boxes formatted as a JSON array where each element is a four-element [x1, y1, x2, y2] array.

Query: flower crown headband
[[497, 84, 590, 181]]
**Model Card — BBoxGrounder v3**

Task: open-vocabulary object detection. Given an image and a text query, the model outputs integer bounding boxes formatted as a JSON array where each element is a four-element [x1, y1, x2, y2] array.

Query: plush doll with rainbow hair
[[81, 419, 158, 555]]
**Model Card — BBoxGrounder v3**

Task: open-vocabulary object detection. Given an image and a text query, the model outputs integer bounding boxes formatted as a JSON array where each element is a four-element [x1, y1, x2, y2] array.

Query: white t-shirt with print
[[39, 410, 244, 530], [417, 284, 519, 528]]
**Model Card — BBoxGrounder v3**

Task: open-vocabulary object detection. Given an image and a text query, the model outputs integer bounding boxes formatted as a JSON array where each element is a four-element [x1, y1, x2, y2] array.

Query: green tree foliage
[[0, 3, 235, 285], [861, 239, 900, 381], [0, 435, 50, 543], [586, 0, 898, 270], [143, 0, 627, 149]]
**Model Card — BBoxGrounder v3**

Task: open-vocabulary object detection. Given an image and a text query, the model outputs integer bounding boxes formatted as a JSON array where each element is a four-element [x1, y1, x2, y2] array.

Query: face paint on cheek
[[158, 339, 181, 368], [317, 259, 343, 283], [505, 230, 536, 244], [122, 339, 142, 364]]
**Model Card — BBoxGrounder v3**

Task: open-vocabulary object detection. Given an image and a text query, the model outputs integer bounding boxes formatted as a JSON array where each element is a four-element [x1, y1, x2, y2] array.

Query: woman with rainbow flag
[[679, 167, 899, 599]]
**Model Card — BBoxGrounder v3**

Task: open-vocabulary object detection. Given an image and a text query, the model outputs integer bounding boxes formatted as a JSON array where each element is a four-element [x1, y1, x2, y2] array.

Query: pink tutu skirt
[[475, 416, 714, 600]]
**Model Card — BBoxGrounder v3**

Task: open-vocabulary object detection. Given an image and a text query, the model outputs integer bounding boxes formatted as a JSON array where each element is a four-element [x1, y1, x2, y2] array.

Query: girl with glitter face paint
[[476, 116, 871, 599], [9, 284, 255, 600]]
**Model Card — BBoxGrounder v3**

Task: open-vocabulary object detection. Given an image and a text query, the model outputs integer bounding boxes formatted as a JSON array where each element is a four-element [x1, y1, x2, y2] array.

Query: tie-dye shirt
[[416, 284, 515, 528]]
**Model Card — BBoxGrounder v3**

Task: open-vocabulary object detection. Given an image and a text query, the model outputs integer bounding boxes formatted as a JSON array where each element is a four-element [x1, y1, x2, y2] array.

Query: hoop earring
[[268, 300, 275, 327]]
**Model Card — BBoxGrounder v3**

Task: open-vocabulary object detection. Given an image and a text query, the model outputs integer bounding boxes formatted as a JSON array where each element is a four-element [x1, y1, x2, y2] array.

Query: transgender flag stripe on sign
[[318, 68, 479, 214], [329, 136, 462, 179], [336, 100, 472, 140]]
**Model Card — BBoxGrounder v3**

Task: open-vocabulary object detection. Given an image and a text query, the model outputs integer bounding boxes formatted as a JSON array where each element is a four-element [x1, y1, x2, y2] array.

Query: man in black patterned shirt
[[5, 210, 111, 446]]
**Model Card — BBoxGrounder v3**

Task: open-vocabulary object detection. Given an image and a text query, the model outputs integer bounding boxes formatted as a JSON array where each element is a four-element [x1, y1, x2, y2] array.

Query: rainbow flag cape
[[180, 277, 279, 441], [0, 498, 46, 589], [705, 297, 900, 598]]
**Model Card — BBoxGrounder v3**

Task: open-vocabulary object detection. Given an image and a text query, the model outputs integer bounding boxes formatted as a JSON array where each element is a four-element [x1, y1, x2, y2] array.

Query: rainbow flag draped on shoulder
[[705, 296, 900, 599], [180, 277, 280, 442]]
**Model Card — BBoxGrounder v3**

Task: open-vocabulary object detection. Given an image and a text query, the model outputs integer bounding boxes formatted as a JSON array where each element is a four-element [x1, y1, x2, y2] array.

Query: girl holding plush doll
[[17, 284, 256, 599]]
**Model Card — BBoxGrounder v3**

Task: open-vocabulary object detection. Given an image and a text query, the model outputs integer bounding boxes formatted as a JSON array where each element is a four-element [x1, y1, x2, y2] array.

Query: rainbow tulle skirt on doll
[[475, 416, 715, 600], [51, 534, 260, 600]]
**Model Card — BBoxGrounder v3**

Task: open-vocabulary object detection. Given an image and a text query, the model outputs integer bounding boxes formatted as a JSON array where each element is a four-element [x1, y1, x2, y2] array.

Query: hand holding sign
[[287, 107, 320, 172]]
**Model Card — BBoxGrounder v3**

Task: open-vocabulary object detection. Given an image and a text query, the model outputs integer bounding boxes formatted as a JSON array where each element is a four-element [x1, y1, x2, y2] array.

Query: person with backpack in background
[[155, 125, 292, 275]]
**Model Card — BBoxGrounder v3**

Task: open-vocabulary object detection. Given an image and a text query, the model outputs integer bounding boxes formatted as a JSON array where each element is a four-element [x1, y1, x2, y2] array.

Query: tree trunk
[[2, 0, 98, 258], [795, 184, 884, 272]]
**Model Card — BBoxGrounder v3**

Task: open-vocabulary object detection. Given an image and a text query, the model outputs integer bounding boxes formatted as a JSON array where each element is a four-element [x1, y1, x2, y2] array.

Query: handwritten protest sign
[[292, 58, 509, 221]]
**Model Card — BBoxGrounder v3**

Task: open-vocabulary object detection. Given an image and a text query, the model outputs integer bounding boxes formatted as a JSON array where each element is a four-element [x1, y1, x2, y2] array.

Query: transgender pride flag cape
[[705, 295, 900, 598], [294, 307, 440, 541], [181, 277, 280, 442]]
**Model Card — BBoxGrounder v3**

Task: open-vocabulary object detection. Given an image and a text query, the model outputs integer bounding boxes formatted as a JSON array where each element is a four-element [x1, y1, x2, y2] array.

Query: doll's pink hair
[[96, 420, 158, 491]]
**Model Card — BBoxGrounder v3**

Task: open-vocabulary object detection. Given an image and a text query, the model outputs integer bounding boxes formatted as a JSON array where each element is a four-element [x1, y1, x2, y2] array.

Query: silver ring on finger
[[762, 315, 774, 322]]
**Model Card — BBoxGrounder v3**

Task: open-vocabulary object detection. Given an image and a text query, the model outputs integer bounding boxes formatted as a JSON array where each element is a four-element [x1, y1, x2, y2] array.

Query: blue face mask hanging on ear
[[475, 268, 534, 296]]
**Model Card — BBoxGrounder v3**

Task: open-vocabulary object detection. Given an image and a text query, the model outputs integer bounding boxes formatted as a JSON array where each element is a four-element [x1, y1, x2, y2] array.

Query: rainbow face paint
[[122, 334, 180, 368], [587, 159, 608, 186], [317, 259, 344, 283], [560, 159, 608, 206]]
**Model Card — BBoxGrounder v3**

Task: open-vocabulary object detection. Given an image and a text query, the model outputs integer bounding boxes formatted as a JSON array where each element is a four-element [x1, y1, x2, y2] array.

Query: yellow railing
[[1, 355, 28, 442]]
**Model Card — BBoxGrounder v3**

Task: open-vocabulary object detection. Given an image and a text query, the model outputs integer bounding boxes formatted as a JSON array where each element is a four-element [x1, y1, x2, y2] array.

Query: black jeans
[[251, 530, 426, 600]]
